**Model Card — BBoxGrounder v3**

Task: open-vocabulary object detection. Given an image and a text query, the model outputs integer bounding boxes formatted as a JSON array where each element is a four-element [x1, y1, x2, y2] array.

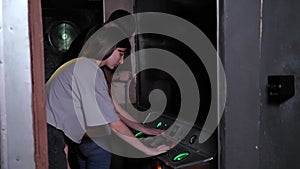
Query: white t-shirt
[[46, 57, 119, 143]]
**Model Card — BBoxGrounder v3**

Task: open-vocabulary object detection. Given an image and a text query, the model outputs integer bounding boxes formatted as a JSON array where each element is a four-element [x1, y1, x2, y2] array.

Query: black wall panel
[[134, 0, 216, 127], [42, 0, 103, 81], [259, 0, 300, 168]]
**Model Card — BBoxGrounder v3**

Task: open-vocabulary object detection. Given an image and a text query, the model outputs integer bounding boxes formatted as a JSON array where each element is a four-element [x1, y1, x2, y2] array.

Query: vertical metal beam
[[221, 0, 261, 169], [0, 0, 35, 168]]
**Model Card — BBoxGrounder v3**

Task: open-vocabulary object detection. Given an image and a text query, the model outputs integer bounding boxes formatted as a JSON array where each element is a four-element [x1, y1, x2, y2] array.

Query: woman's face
[[104, 47, 127, 69]]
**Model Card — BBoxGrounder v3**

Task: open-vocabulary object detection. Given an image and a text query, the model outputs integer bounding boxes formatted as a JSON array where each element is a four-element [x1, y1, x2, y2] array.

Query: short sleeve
[[73, 58, 119, 127]]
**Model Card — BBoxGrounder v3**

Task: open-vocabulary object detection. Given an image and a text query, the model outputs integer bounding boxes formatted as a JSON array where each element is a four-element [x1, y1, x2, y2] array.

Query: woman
[[46, 25, 170, 169]]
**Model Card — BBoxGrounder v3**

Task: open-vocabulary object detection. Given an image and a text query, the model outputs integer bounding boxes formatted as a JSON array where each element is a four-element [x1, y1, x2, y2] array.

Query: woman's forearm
[[111, 96, 165, 135]]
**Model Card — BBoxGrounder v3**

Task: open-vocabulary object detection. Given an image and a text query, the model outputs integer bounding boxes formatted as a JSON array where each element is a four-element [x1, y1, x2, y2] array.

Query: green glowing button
[[172, 152, 190, 162], [156, 121, 163, 128], [135, 131, 143, 137]]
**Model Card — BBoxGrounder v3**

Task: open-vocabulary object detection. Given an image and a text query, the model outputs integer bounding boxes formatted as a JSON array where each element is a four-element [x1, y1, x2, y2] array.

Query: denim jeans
[[47, 124, 67, 169], [77, 137, 112, 169]]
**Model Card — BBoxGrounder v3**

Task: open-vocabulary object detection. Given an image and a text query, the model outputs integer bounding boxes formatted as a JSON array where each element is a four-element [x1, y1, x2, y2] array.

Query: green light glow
[[135, 131, 143, 137], [173, 152, 190, 161], [156, 121, 163, 128]]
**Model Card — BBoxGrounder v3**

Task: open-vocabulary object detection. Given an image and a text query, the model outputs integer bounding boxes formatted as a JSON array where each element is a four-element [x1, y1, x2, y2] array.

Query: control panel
[[135, 112, 217, 168]]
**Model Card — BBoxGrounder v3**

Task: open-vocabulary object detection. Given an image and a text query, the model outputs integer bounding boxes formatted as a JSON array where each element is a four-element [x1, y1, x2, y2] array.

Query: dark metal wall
[[221, 0, 300, 168], [259, 0, 300, 168]]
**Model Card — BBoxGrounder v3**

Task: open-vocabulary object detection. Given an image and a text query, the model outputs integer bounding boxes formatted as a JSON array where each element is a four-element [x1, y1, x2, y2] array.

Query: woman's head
[[100, 47, 127, 70], [100, 29, 131, 69], [79, 25, 131, 67], [102, 35, 131, 60]]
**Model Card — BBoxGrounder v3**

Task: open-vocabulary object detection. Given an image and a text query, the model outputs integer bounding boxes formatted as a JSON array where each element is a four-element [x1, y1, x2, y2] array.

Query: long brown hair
[[100, 37, 131, 95]]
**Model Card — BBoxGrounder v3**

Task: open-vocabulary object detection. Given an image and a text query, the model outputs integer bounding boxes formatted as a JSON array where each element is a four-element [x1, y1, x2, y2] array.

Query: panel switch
[[267, 75, 295, 103]]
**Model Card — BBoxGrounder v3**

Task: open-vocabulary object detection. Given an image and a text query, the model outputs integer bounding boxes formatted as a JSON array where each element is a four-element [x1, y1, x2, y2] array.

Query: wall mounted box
[[267, 75, 295, 103]]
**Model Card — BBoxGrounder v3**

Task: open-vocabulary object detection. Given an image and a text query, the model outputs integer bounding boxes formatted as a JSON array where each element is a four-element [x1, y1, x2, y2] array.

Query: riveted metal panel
[[0, 0, 35, 168]]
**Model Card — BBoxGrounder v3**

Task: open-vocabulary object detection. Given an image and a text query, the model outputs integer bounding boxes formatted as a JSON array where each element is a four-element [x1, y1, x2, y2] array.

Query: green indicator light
[[135, 131, 143, 137], [156, 121, 163, 128], [173, 152, 190, 162]]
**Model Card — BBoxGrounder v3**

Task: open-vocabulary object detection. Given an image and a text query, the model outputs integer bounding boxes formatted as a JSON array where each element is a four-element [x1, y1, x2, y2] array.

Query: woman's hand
[[140, 127, 165, 136], [110, 120, 171, 157], [144, 145, 171, 156]]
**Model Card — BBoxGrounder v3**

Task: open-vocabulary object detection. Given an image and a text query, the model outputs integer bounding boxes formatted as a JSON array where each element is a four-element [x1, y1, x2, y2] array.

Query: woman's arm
[[112, 96, 164, 136], [109, 120, 170, 156], [112, 95, 137, 122]]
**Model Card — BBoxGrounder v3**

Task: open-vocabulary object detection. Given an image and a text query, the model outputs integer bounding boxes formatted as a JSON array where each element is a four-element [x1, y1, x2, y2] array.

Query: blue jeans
[[77, 137, 112, 169]]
